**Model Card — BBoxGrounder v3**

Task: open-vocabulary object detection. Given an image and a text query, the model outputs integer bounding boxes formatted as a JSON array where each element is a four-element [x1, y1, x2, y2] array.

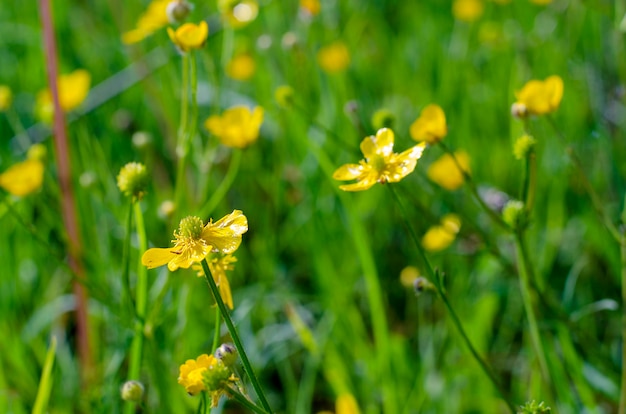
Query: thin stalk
[[200, 259, 273, 414], [32, 336, 57, 414], [199, 149, 242, 220], [438, 142, 510, 230], [174, 53, 191, 214], [39, 0, 92, 379], [522, 150, 537, 214], [513, 231, 551, 385], [619, 230, 626, 414], [212, 305, 221, 353], [388, 185, 515, 413], [228, 386, 271, 414]]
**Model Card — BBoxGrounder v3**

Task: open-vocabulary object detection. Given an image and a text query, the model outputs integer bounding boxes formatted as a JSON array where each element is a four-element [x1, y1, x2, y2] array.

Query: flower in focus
[[205, 106, 264, 148], [300, 0, 321, 16], [422, 214, 461, 252], [142, 210, 248, 271], [317, 41, 351, 74], [410, 104, 447, 144], [453, 0, 484, 22], [168, 21, 208, 52], [178, 353, 236, 406], [427, 150, 470, 190], [218, 0, 259, 29], [0, 85, 12, 111], [333, 128, 426, 192], [0, 158, 44, 197], [36, 69, 91, 122], [122, 0, 169, 44], [226, 53, 256, 81], [193, 254, 237, 309], [512, 75, 563, 117]]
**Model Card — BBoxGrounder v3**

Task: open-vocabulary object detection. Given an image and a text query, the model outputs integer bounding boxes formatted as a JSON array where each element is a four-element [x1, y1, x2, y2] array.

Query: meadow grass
[[1, 0, 625, 413]]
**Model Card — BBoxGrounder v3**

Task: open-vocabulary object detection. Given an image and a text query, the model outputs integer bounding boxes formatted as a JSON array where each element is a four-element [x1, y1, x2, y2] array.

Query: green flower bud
[[275, 85, 295, 109], [117, 162, 148, 199], [27, 143, 47, 162], [371, 108, 396, 131], [167, 0, 194, 23], [214, 343, 238, 367], [120, 380, 145, 402], [502, 200, 526, 230], [513, 134, 536, 160], [202, 358, 231, 392], [178, 216, 204, 239]]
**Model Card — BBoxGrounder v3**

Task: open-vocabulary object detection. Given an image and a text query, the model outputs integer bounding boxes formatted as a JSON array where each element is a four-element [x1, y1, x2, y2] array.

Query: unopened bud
[[214, 343, 238, 367], [117, 162, 149, 199], [121, 380, 144, 402]]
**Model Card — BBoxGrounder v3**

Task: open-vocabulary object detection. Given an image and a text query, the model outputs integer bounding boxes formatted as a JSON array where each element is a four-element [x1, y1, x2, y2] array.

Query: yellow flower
[[427, 150, 470, 190], [300, 0, 321, 16], [530, 0, 552, 4], [453, 0, 484, 22], [193, 254, 237, 309], [410, 104, 447, 144], [512, 75, 563, 117], [0, 85, 12, 111], [167, 21, 208, 52], [178, 353, 217, 395], [0, 159, 44, 197], [205, 106, 264, 148], [226, 53, 256, 81], [422, 214, 461, 252], [317, 41, 351, 74], [336, 393, 361, 414], [122, 0, 170, 44], [36, 69, 91, 121], [218, 0, 259, 29], [142, 210, 248, 271], [333, 128, 426, 192]]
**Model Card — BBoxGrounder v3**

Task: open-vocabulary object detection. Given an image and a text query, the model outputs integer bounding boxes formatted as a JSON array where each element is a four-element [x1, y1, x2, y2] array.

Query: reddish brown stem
[[39, 0, 92, 381]]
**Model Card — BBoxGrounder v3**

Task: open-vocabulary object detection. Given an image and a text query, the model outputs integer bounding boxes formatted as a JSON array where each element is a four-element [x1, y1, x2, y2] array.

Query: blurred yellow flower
[[300, 0, 321, 16], [219, 0, 259, 28], [333, 128, 426, 192], [512, 75, 563, 117], [0, 85, 12, 111], [193, 255, 237, 309], [178, 353, 217, 395], [400, 266, 421, 288], [422, 214, 461, 252], [205, 106, 264, 148], [336, 393, 360, 414], [410, 104, 447, 144], [122, 0, 169, 44], [36, 69, 91, 121], [142, 211, 248, 271], [453, 0, 484, 22], [226, 53, 256, 81], [0, 159, 44, 197], [427, 150, 470, 190], [530, 0, 552, 4], [168, 21, 208, 52], [317, 41, 351, 74]]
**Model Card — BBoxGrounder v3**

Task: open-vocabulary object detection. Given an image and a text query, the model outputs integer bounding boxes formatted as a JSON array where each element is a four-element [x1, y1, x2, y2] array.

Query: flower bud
[[167, 0, 194, 23], [132, 131, 153, 150], [27, 143, 47, 162], [510, 102, 527, 118], [214, 343, 238, 367], [502, 200, 526, 230], [117, 162, 148, 199], [513, 134, 536, 160], [158, 200, 176, 219], [275, 85, 295, 108], [202, 358, 231, 392], [413, 276, 435, 296], [121, 380, 144, 402], [371, 108, 396, 131]]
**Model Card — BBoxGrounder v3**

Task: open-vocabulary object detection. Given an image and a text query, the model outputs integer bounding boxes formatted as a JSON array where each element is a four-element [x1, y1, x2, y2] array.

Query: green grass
[[1, 0, 625, 412]]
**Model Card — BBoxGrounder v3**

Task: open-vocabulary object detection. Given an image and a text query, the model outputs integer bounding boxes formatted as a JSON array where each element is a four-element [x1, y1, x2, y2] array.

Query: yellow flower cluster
[[512, 75, 563, 117]]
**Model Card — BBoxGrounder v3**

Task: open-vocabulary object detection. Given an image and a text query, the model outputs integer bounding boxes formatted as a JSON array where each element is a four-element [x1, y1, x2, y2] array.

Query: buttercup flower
[[410, 104, 447, 144], [122, 0, 169, 44], [193, 254, 237, 309], [226, 53, 256, 81], [530, 0, 552, 4], [422, 214, 462, 252], [142, 210, 248, 271], [336, 393, 361, 414], [453, 0, 484, 22], [0, 158, 44, 197], [300, 0, 321, 16], [317, 41, 351, 74], [218, 0, 259, 28], [333, 128, 426, 192], [512, 75, 563, 117], [167, 21, 208, 52], [427, 150, 470, 190], [178, 353, 237, 406], [205, 106, 264, 148], [0, 85, 12, 111], [36, 69, 91, 121]]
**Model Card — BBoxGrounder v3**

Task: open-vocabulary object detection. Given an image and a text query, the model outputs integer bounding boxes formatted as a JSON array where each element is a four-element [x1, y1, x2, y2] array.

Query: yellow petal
[[203, 210, 249, 254], [142, 247, 179, 269], [336, 393, 361, 414], [422, 225, 456, 252], [338, 171, 379, 191], [372, 128, 395, 157], [427, 151, 470, 190], [545, 75, 563, 111], [317, 41, 350, 74], [0, 159, 44, 196], [333, 163, 365, 181], [385, 143, 426, 182], [58, 69, 91, 111], [410, 104, 447, 144]]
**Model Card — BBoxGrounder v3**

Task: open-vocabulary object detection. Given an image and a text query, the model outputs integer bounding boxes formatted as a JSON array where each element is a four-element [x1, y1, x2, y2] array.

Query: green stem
[[212, 305, 221, 353], [438, 142, 510, 230], [200, 259, 273, 414], [174, 53, 191, 215], [521, 150, 537, 214], [388, 185, 515, 413], [199, 149, 242, 220], [620, 229, 626, 414], [228, 385, 271, 414], [32, 336, 57, 414], [124, 200, 149, 413], [513, 231, 551, 385]]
